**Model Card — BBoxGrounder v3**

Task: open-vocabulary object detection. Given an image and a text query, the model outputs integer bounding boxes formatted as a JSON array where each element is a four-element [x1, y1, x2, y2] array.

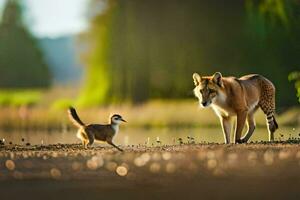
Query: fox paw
[[236, 139, 246, 144]]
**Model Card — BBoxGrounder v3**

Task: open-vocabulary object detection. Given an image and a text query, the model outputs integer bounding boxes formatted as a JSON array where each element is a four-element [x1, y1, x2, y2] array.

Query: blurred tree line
[[0, 0, 50, 89], [79, 0, 300, 108]]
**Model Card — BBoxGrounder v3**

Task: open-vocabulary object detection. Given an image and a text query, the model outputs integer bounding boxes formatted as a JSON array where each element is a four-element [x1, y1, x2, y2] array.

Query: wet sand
[[1, 143, 300, 200]]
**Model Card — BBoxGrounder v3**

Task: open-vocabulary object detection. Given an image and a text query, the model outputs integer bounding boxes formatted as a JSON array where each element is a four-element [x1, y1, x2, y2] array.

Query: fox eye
[[200, 89, 204, 94]]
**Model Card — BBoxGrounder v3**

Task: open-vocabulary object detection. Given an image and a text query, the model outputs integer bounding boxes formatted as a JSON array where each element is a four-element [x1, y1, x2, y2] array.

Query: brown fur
[[68, 107, 124, 151], [193, 72, 278, 143]]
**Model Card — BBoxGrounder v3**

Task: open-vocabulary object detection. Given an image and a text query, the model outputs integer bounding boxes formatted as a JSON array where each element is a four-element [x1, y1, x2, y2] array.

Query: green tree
[[76, 0, 114, 107], [80, 0, 300, 107], [0, 0, 51, 88], [244, 0, 300, 107]]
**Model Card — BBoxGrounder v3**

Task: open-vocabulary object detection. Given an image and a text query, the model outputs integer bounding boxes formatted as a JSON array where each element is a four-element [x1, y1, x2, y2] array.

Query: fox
[[192, 72, 278, 144], [68, 107, 126, 151]]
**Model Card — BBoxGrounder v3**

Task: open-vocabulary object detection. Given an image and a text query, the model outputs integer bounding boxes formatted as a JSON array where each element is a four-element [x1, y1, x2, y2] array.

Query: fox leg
[[260, 105, 278, 142], [266, 113, 278, 141], [240, 112, 256, 143], [258, 79, 278, 141], [220, 116, 231, 144], [235, 110, 247, 144]]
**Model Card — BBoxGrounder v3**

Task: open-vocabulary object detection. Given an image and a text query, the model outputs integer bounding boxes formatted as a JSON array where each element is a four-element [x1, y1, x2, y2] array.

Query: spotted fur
[[256, 76, 279, 140], [193, 72, 278, 143]]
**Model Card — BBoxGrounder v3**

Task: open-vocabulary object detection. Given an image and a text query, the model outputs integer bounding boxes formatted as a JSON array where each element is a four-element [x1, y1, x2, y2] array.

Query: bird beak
[[121, 118, 127, 122]]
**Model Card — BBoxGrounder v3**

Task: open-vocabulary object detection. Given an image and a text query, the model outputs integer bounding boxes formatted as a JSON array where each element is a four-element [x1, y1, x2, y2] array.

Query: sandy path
[[1, 143, 300, 199]]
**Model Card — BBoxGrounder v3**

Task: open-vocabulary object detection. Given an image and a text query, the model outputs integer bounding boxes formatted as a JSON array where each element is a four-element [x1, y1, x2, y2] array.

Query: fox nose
[[201, 101, 208, 107]]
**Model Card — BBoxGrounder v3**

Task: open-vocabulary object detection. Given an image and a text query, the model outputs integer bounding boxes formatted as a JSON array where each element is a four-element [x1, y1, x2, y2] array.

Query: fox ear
[[212, 72, 224, 87], [193, 73, 201, 86]]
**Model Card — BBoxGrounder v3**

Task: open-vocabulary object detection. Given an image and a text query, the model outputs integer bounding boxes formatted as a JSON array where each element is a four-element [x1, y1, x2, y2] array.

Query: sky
[[0, 0, 89, 38]]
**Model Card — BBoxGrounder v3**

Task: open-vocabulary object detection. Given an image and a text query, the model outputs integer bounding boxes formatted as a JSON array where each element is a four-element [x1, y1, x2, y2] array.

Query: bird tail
[[68, 107, 85, 128]]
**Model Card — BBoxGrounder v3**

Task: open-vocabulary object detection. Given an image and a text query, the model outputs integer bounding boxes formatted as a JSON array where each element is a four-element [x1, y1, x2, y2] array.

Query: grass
[[0, 89, 42, 107], [0, 99, 299, 131], [0, 86, 298, 130]]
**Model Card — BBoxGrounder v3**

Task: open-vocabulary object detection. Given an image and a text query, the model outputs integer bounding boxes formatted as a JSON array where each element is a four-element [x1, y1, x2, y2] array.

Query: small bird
[[68, 107, 126, 151]]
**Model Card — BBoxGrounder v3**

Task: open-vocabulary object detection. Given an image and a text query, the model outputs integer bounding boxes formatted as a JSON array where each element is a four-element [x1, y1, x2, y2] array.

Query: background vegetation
[[289, 71, 300, 103], [0, 0, 50, 89], [79, 0, 300, 108], [0, 0, 299, 130]]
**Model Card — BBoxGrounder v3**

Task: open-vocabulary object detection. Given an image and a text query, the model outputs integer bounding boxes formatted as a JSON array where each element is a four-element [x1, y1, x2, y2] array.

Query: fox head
[[192, 72, 224, 107]]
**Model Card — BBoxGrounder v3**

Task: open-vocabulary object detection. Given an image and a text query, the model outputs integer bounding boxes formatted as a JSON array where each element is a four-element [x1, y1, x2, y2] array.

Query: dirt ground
[[1, 142, 300, 200]]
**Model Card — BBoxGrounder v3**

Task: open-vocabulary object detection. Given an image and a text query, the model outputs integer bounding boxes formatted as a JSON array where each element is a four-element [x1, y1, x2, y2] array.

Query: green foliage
[[80, 0, 300, 107], [0, 89, 41, 107], [288, 71, 300, 103], [0, 0, 51, 88], [76, 0, 114, 107], [245, 0, 290, 39], [51, 98, 73, 110], [245, 0, 300, 107]]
